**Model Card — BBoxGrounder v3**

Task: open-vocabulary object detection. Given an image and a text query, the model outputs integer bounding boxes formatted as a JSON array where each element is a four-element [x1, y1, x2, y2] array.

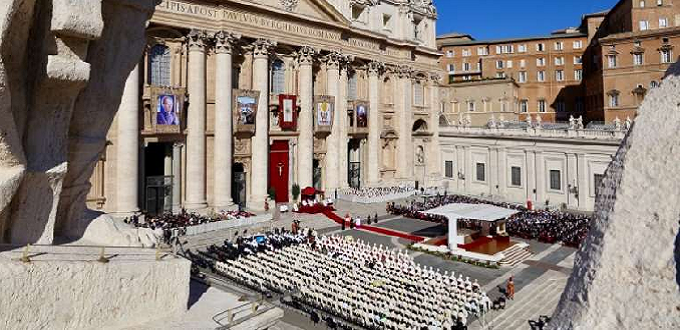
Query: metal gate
[[145, 176, 173, 216], [232, 172, 247, 210], [349, 162, 361, 189]]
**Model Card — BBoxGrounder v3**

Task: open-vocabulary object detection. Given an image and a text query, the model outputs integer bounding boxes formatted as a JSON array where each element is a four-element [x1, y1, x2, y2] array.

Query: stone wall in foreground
[[0, 0, 157, 245], [0, 247, 190, 330], [548, 62, 680, 329]]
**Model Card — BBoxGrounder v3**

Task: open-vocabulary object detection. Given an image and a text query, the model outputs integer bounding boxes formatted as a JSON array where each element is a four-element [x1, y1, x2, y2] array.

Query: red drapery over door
[[269, 141, 290, 203]]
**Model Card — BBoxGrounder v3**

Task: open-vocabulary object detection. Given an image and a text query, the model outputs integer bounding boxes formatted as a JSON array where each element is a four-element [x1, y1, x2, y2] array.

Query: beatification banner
[[233, 89, 260, 134], [150, 86, 186, 134], [354, 101, 369, 128], [278, 94, 297, 130], [314, 95, 335, 132]]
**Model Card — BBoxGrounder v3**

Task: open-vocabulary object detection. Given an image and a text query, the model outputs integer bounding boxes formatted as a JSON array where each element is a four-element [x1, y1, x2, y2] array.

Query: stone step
[[499, 246, 534, 267], [469, 278, 550, 330], [488, 278, 559, 329], [495, 280, 563, 330], [483, 274, 559, 328]]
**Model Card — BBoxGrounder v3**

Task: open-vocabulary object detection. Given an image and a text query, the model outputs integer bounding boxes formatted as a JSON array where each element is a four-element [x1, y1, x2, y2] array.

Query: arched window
[[148, 44, 171, 86], [348, 72, 358, 100], [270, 60, 285, 95], [382, 77, 393, 104]]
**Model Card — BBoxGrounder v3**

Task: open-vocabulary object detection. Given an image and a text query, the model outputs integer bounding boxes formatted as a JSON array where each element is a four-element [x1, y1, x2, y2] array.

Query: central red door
[[269, 141, 290, 203]]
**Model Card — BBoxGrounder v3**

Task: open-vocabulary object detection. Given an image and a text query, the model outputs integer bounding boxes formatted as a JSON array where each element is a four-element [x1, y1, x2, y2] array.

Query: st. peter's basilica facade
[[87, 0, 442, 214]]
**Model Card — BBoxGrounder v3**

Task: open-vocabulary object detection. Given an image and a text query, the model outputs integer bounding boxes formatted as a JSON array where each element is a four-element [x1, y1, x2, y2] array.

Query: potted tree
[[292, 183, 300, 203]]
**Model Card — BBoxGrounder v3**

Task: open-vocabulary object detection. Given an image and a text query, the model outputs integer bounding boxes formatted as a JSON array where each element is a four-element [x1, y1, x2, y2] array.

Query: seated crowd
[[195, 230, 489, 330], [338, 185, 416, 199], [387, 193, 592, 247], [125, 209, 255, 243]]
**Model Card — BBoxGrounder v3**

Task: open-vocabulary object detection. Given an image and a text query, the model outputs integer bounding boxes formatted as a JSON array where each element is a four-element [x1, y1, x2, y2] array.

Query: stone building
[[437, 29, 588, 123], [437, 0, 680, 124], [583, 0, 680, 122], [439, 124, 626, 211], [87, 0, 443, 214]]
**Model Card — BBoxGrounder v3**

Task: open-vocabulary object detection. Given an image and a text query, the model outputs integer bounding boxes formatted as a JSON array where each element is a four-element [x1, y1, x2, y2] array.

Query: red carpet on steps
[[320, 210, 425, 242]]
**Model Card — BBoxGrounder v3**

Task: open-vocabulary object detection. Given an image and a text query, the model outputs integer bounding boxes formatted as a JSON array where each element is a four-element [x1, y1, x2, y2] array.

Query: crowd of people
[[198, 231, 489, 329], [338, 185, 416, 199], [387, 193, 593, 247], [505, 210, 591, 248], [125, 209, 255, 243]]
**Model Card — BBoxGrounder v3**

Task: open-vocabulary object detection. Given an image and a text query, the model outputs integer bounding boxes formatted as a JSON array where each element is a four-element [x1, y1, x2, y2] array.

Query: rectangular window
[[476, 62, 482, 71], [555, 57, 564, 65], [537, 70, 545, 82], [573, 40, 583, 49], [467, 101, 475, 112], [660, 18, 668, 28], [554, 42, 563, 51], [556, 101, 566, 112], [496, 60, 504, 69], [574, 55, 583, 64], [413, 84, 424, 106], [640, 20, 649, 31], [594, 173, 605, 196], [549, 170, 562, 190], [446, 50, 454, 57], [556, 70, 564, 81], [518, 44, 527, 53], [575, 69, 583, 81], [445, 161, 454, 178], [537, 58, 545, 66], [657, 0, 663, 5], [520, 59, 526, 68], [538, 99, 546, 112], [520, 100, 528, 112], [607, 55, 617, 68], [633, 53, 643, 65], [507, 60, 513, 68], [609, 94, 619, 107], [476, 163, 486, 182], [463, 49, 471, 57], [518, 71, 527, 83], [662, 49, 673, 63], [640, 0, 646, 7], [477, 46, 488, 55], [536, 43, 545, 52], [496, 45, 502, 54], [511, 167, 522, 186], [463, 62, 471, 71], [496, 72, 506, 78]]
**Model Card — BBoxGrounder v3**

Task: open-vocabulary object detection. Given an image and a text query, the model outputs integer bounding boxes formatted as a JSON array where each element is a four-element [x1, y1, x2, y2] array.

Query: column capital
[[322, 51, 343, 70], [214, 31, 240, 54], [367, 61, 385, 76], [429, 72, 442, 83], [253, 38, 276, 58], [395, 65, 414, 79], [296, 46, 317, 65], [187, 29, 208, 52]]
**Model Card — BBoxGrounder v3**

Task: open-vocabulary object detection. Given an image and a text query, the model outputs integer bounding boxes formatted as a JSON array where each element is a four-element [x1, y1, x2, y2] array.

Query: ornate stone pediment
[[245, 0, 350, 25]]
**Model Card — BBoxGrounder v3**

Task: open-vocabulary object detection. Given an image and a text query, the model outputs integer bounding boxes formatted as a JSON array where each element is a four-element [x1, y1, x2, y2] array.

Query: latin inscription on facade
[[156, 0, 408, 58]]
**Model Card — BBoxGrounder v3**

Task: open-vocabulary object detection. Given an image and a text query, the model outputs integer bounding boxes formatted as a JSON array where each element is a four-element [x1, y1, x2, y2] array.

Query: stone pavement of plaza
[[177, 199, 577, 330]]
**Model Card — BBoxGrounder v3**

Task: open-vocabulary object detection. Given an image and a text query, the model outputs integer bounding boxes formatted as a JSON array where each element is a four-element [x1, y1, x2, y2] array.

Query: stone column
[[185, 30, 209, 211], [250, 39, 274, 209], [297, 46, 316, 189], [427, 74, 442, 179], [213, 31, 238, 211], [367, 61, 383, 186], [115, 63, 140, 215], [338, 66, 349, 188], [324, 52, 341, 191], [576, 153, 588, 210], [395, 66, 414, 179], [172, 142, 183, 212]]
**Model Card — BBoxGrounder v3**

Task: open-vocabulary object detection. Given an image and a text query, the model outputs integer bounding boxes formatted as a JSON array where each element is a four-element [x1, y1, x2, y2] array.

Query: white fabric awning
[[421, 203, 519, 222]]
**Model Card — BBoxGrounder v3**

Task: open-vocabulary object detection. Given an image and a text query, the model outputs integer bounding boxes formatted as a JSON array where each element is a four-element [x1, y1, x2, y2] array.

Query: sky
[[434, 0, 620, 40]]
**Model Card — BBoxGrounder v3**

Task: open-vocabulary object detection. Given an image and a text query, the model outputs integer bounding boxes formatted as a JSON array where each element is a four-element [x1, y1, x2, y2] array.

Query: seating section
[[206, 233, 491, 329], [388, 193, 592, 247]]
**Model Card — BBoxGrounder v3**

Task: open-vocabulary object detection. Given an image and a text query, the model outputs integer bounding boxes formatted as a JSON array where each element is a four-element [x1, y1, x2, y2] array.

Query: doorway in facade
[[313, 159, 322, 191], [348, 139, 362, 189], [232, 163, 247, 209], [144, 142, 173, 216], [269, 141, 289, 203]]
